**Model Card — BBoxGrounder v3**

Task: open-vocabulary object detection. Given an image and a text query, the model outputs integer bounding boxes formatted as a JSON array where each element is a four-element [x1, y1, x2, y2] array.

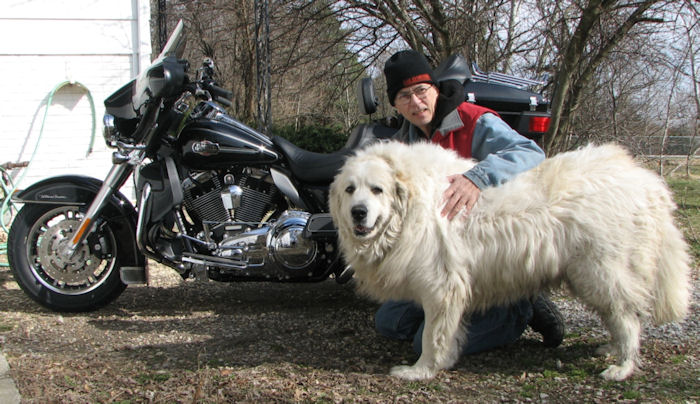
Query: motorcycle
[[6, 20, 393, 312]]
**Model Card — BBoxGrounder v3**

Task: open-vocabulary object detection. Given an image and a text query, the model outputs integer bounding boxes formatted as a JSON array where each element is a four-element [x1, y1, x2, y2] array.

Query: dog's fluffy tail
[[652, 212, 692, 324]]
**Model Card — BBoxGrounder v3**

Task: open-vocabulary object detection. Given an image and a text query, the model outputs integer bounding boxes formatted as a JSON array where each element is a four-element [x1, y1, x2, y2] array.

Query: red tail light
[[529, 116, 551, 133]]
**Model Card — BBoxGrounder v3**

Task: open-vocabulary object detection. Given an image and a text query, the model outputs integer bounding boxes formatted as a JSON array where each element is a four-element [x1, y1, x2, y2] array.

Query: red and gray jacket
[[392, 90, 544, 189]]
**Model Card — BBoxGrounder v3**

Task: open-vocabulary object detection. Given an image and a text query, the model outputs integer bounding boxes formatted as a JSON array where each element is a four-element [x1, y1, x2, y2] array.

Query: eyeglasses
[[395, 84, 434, 106]]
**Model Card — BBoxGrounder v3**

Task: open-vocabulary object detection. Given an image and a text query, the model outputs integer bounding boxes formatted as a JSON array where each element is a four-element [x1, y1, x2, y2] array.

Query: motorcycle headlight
[[103, 114, 118, 146]]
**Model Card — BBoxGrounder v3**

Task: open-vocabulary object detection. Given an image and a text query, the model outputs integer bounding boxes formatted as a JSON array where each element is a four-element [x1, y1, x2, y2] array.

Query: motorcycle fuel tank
[[179, 118, 279, 169]]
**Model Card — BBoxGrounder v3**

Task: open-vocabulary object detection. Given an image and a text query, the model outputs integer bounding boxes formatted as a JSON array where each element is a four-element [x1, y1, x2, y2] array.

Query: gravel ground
[[0, 229, 698, 403]]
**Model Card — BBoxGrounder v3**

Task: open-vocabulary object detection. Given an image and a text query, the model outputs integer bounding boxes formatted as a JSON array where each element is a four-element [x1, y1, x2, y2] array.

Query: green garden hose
[[0, 81, 96, 267]]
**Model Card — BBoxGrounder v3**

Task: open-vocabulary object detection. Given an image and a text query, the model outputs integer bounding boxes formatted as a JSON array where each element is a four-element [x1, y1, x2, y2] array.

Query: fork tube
[[135, 182, 151, 253], [67, 162, 134, 251]]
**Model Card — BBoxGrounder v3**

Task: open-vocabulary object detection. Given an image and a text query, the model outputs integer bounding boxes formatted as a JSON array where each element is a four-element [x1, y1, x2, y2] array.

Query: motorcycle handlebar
[[209, 83, 233, 101], [203, 81, 233, 107], [216, 96, 232, 107]]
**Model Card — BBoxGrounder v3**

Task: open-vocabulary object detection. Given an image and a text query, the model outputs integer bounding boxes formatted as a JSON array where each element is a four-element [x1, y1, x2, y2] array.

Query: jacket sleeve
[[463, 113, 545, 189]]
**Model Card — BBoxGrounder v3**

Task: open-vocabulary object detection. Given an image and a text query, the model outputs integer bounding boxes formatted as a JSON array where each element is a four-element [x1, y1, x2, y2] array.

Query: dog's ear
[[328, 175, 343, 220], [393, 170, 412, 214], [379, 169, 410, 243]]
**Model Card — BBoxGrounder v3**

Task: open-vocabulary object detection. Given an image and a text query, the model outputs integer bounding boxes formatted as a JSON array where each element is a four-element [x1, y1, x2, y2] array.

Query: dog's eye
[[345, 185, 355, 194], [371, 186, 383, 195]]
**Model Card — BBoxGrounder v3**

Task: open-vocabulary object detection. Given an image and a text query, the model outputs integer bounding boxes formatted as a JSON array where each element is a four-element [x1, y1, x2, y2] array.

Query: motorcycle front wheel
[[8, 204, 126, 311]]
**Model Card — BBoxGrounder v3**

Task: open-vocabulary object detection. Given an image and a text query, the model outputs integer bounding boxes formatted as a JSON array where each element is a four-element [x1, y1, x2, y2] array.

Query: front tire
[[8, 204, 126, 311]]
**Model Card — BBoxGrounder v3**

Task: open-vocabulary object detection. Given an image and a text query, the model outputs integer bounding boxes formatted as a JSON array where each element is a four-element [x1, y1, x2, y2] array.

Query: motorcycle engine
[[182, 169, 274, 224], [180, 169, 320, 279]]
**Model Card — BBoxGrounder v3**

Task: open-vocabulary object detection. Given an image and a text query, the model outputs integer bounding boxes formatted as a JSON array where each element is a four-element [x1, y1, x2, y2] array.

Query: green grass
[[135, 372, 172, 384], [0, 320, 15, 332], [669, 354, 687, 364], [622, 389, 642, 400], [667, 175, 700, 257]]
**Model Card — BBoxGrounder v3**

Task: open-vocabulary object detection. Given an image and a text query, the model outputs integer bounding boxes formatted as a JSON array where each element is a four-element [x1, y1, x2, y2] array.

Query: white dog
[[329, 141, 690, 381]]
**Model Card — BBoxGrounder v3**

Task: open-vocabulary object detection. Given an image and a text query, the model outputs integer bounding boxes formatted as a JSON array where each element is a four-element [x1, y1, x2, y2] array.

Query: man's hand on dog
[[442, 174, 480, 220]]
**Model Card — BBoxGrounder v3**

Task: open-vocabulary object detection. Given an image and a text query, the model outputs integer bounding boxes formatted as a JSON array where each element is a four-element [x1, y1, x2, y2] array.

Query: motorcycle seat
[[271, 135, 351, 184]]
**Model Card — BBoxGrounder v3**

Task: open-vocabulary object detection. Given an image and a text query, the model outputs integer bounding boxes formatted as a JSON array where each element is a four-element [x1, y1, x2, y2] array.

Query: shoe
[[529, 294, 565, 348]]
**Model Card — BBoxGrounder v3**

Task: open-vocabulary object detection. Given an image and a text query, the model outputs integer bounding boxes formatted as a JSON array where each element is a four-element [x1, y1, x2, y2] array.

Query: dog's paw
[[390, 365, 436, 380], [600, 363, 634, 381]]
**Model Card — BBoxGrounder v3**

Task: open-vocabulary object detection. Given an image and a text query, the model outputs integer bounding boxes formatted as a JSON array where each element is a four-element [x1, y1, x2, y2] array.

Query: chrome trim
[[529, 96, 538, 111], [221, 185, 243, 210], [64, 163, 132, 254], [270, 168, 306, 209], [135, 182, 152, 253], [471, 63, 546, 89], [182, 253, 248, 270], [102, 114, 117, 146], [191, 127, 279, 160]]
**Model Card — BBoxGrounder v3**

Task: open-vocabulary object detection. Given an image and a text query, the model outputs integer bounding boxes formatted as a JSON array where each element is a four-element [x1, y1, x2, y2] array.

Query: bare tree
[[335, 0, 540, 71], [682, 0, 700, 174], [658, 45, 686, 175], [153, 0, 366, 131], [542, 0, 670, 153], [152, 0, 692, 154]]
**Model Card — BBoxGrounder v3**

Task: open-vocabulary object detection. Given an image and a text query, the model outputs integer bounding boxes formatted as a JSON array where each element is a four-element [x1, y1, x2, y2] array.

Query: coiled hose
[[0, 81, 95, 267]]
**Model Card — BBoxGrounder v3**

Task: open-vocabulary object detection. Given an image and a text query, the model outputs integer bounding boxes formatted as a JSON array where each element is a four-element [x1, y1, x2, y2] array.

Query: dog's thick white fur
[[329, 141, 690, 381]]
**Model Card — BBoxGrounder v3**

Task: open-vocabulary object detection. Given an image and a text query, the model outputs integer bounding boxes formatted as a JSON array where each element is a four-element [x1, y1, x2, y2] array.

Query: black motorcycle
[[6, 21, 394, 312]]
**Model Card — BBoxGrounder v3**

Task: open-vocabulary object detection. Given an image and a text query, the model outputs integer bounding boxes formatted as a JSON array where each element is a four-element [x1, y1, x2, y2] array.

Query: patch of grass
[[670, 354, 687, 364], [669, 178, 700, 211], [566, 367, 588, 381], [622, 389, 642, 400], [564, 330, 582, 339], [541, 369, 562, 379], [657, 368, 700, 400], [136, 372, 171, 384], [519, 383, 536, 398], [63, 375, 78, 388], [423, 382, 446, 392], [667, 176, 700, 257], [0, 321, 15, 332]]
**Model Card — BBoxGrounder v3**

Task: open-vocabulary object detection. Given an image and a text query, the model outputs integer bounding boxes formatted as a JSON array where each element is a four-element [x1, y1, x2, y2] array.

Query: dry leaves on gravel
[[0, 257, 698, 403]]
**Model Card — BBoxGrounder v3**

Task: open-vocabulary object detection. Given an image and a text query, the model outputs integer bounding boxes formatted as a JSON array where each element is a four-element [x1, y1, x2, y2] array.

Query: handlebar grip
[[216, 96, 232, 107], [209, 84, 233, 101]]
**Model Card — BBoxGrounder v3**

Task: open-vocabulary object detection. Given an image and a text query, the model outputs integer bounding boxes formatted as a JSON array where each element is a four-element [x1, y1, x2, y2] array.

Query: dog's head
[[330, 143, 410, 253]]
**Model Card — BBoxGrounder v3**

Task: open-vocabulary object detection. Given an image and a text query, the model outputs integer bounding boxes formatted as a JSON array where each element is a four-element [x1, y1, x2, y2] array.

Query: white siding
[[0, 0, 152, 200]]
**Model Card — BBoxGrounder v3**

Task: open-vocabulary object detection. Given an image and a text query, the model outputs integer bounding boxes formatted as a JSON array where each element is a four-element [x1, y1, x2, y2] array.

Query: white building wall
[[0, 0, 152, 200]]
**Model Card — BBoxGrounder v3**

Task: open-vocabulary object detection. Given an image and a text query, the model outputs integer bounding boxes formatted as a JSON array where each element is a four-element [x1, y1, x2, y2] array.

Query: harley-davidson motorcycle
[[6, 21, 393, 312]]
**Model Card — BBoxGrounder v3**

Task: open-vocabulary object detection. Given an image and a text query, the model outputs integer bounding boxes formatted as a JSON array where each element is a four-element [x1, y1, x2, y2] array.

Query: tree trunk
[[544, 0, 663, 153], [543, 0, 608, 153]]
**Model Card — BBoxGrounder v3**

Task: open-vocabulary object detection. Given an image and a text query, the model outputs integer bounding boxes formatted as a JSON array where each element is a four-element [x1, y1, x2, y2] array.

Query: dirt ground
[[0, 246, 698, 403]]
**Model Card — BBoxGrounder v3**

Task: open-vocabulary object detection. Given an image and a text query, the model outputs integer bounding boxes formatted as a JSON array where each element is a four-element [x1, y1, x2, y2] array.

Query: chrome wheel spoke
[[25, 206, 116, 295]]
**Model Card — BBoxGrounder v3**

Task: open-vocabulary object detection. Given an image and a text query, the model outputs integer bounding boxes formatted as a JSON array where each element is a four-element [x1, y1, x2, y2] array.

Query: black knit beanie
[[384, 50, 436, 106]]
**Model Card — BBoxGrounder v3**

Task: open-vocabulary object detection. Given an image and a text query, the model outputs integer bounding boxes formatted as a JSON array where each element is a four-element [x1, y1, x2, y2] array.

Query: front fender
[[12, 175, 145, 269]]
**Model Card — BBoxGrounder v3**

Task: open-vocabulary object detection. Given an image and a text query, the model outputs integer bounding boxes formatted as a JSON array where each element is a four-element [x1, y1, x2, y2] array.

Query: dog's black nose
[[351, 205, 367, 222]]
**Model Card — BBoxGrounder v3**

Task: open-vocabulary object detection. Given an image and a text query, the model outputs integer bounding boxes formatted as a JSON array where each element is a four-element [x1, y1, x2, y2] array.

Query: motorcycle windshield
[[105, 20, 187, 121], [153, 19, 187, 63], [132, 20, 187, 112]]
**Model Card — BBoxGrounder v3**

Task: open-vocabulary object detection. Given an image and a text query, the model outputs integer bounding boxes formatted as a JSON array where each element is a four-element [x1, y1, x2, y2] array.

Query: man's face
[[393, 83, 438, 135]]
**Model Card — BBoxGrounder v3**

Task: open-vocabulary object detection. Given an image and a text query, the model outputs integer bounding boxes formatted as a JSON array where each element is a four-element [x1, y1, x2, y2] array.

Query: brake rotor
[[37, 218, 100, 284]]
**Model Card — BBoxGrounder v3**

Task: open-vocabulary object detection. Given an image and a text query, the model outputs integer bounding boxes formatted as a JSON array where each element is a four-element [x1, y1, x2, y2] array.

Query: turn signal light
[[529, 116, 551, 133]]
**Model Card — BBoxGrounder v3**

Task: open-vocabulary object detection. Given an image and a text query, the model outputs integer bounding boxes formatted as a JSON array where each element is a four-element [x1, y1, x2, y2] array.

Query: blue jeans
[[375, 299, 532, 355]]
